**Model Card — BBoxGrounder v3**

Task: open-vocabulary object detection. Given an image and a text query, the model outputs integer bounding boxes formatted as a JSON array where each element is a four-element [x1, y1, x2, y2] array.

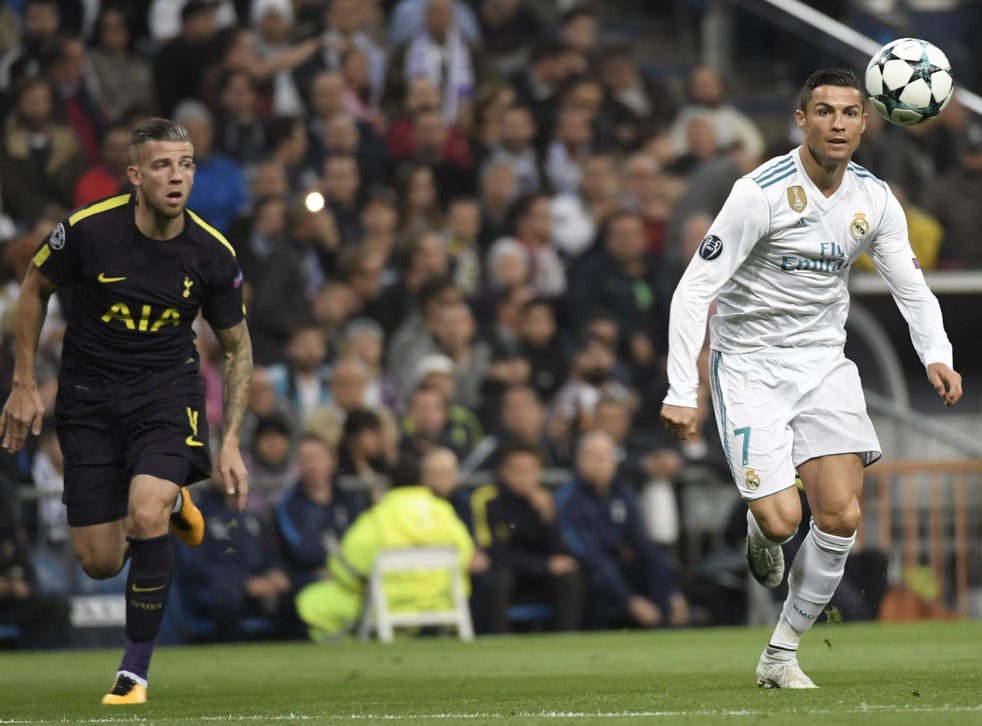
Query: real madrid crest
[[787, 186, 807, 213], [745, 468, 761, 491], [850, 212, 869, 240]]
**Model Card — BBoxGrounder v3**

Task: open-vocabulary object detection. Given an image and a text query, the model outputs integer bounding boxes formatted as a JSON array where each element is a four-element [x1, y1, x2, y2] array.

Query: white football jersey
[[665, 147, 953, 407]]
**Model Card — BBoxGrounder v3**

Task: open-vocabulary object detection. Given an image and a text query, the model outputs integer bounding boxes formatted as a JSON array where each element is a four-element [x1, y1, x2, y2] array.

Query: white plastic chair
[[357, 546, 474, 643]]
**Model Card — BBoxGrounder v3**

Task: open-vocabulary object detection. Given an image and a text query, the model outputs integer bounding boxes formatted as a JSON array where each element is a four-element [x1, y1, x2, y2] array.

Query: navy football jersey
[[32, 194, 245, 388]]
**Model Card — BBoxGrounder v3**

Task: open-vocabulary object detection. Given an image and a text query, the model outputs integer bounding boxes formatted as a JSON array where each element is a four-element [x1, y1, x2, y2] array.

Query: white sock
[[171, 490, 183, 514], [770, 519, 855, 650], [746, 507, 793, 547]]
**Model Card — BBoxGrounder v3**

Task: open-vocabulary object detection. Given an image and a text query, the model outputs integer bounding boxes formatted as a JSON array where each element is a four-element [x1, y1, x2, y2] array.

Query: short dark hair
[[799, 68, 865, 113], [498, 441, 544, 467], [343, 408, 382, 438], [131, 117, 191, 162]]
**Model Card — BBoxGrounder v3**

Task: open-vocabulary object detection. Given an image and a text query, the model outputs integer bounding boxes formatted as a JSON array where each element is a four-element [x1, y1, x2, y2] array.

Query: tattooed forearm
[[214, 320, 254, 440]]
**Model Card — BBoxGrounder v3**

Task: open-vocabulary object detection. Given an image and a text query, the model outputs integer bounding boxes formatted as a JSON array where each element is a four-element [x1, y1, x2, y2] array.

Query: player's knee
[[77, 551, 125, 580], [127, 503, 170, 538], [755, 508, 801, 542], [814, 499, 861, 537]]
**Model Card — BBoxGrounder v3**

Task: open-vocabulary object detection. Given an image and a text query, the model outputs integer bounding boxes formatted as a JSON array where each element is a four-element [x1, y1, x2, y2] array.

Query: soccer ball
[[864, 38, 954, 126]]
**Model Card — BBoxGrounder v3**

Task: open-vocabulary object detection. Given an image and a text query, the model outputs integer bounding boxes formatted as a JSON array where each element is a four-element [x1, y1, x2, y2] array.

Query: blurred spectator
[[248, 197, 336, 365], [320, 152, 363, 248], [335, 407, 392, 484], [486, 104, 541, 197], [443, 196, 482, 295], [359, 185, 400, 268], [203, 25, 325, 118], [429, 299, 491, 412], [478, 0, 543, 77], [558, 7, 598, 71], [178, 475, 296, 642], [385, 0, 484, 128], [152, 0, 224, 117], [549, 333, 632, 458], [243, 412, 298, 517], [568, 210, 670, 383], [0, 0, 62, 99], [386, 0, 480, 52], [470, 383, 558, 474], [295, 455, 475, 642], [550, 152, 621, 260], [477, 158, 518, 248], [556, 431, 689, 630], [511, 192, 566, 298], [148, 0, 237, 42], [86, 6, 155, 122], [340, 317, 399, 413], [922, 120, 982, 268], [385, 277, 462, 393], [518, 296, 566, 406], [240, 367, 299, 455], [275, 433, 365, 591], [396, 164, 443, 245], [470, 79, 516, 164], [173, 100, 249, 234], [228, 191, 287, 294], [543, 105, 593, 196], [399, 382, 472, 462], [509, 37, 574, 152], [470, 442, 583, 633], [71, 121, 131, 207], [266, 115, 318, 194], [0, 480, 71, 649], [305, 354, 372, 440], [0, 76, 87, 225], [618, 152, 675, 260], [325, 0, 386, 111], [30, 416, 68, 547], [267, 324, 333, 425], [599, 42, 678, 150], [251, 0, 305, 116], [407, 352, 484, 459], [212, 69, 268, 169], [405, 106, 474, 205], [43, 34, 105, 164], [668, 64, 765, 162]]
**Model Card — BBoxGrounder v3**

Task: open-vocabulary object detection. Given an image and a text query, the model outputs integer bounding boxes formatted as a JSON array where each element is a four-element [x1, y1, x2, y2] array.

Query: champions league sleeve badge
[[49, 223, 66, 250], [698, 234, 723, 260]]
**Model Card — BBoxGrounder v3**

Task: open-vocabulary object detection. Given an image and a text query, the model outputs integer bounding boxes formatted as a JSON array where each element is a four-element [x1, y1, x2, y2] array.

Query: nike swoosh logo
[[185, 436, 204, 447], [131, 583, 166, 593], [98, 273, 127, 283]]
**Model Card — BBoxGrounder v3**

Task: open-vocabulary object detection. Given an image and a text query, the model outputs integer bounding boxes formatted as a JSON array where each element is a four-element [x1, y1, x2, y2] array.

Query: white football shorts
[[708, 348, 881, 500]]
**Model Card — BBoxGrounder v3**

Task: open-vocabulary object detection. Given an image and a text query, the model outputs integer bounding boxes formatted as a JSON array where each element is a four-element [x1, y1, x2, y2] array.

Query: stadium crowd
[[0, 0, 972, 645]]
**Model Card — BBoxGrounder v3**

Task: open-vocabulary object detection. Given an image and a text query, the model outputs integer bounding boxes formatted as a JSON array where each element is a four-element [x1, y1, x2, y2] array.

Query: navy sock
[[121, 534, 172, 679]]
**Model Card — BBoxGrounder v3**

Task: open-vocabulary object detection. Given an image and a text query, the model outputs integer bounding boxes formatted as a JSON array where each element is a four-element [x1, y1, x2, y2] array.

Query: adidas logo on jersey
[[790, 218, 808, 229]]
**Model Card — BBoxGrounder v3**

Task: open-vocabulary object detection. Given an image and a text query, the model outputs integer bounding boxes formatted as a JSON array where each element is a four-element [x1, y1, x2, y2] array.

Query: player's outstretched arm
[[927, 362, 962, 407], [214, 320, 254, 511], [0, 265, 56, 453]]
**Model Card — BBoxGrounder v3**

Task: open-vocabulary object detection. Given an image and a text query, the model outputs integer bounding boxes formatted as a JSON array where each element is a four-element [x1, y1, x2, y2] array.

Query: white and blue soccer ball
[[864, 38, 954, 126]]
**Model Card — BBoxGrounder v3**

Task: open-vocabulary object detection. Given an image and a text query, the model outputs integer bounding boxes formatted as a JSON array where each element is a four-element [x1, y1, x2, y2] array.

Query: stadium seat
[[357, 546, 474, 643]]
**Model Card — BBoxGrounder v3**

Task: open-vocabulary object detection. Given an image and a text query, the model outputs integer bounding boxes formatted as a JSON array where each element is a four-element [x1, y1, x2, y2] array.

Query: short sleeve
[[31, 219, 82, 286], [202, 254, 245, 330]]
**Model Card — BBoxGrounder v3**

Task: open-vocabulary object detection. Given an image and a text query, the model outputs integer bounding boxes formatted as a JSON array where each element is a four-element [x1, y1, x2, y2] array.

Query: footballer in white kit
[[663, 150, 953, 499], [660, 67, 961, 690]]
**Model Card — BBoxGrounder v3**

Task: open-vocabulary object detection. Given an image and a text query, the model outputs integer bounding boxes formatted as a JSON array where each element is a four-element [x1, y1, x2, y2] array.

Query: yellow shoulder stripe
[[68, 194, 130, 227], [188, 210, 236, 257], [32, 245, 52, 267]]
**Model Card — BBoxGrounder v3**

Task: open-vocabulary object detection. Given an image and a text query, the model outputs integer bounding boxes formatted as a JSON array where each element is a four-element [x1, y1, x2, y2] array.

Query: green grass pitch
[[3, 621, 982, 725]]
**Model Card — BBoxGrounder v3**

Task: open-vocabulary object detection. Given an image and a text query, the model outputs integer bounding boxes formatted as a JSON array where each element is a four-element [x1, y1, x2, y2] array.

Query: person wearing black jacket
[[469, 442, 583, 633]]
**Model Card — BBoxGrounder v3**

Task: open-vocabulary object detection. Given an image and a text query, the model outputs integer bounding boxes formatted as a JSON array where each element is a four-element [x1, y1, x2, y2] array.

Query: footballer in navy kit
[[0, 118, 253, 705]]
